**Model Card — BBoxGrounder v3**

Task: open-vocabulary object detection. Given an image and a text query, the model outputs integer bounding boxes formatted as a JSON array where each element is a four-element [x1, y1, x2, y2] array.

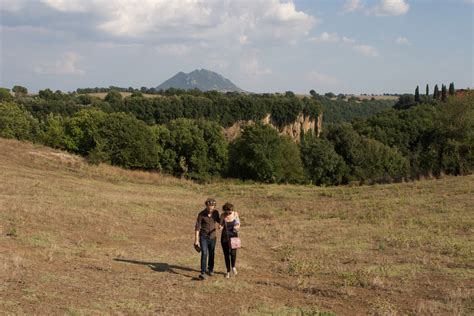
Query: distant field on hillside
[[355, 95, 399, 101], [88, 92, 399, 101], [0, 138, 472, 315], [88, 92, 158, 99]]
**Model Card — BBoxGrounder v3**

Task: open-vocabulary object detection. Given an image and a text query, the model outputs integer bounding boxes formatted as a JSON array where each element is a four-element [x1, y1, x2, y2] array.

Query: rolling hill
[[0, 138, 472, 314]]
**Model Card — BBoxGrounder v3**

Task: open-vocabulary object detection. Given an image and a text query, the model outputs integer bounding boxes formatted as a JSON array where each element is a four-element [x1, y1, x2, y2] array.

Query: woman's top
[[221, 213, 240, 241]]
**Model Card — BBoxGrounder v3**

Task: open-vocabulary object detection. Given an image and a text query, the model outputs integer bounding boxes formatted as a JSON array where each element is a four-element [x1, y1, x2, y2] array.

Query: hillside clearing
[[0, 138, 472, 315]]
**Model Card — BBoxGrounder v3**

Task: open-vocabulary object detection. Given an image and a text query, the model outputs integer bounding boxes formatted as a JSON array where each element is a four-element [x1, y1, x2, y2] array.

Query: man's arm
[[194, 230, 200, 245], [194, 214, 201, 245]]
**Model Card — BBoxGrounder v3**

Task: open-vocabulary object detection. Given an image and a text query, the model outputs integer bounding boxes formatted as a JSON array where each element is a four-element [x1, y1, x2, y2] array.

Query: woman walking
[[220, 202, 240, 278]]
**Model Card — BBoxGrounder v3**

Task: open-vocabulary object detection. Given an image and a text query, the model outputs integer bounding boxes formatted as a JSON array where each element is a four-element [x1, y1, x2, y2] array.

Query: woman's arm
[[234, 212, 241, 229], [219, 214, 224, 229]]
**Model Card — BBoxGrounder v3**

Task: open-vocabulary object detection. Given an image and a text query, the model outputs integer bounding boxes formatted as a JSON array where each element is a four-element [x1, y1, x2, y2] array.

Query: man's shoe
[[207, 270, 214, 276], [232, 267, 237, 275], [225, 272, 230, 279], [199, 273, 207, 280]]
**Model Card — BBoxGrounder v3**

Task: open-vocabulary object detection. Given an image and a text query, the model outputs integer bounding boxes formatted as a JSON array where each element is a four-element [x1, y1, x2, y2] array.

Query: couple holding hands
[[194, 198, 241, 280]]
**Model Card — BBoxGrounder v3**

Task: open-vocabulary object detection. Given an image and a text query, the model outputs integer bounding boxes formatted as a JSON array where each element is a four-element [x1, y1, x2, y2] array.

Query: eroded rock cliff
[[223, 112, 323, 142]]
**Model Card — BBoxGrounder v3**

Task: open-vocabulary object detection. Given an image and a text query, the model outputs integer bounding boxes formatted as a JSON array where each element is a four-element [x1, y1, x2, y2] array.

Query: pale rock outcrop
[[223, 112, 323, 142]]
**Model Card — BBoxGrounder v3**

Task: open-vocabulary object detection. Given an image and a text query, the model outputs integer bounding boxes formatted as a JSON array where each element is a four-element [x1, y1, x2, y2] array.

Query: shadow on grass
[[114, 258, 205, 280]]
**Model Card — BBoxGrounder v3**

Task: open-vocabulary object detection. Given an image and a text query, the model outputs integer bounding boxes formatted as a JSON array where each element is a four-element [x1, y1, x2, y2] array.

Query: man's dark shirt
[[195, 209, 220, 239]]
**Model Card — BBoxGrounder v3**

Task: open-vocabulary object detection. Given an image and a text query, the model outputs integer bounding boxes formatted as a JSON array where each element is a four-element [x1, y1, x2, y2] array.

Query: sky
[[0, 0, 473, 94]]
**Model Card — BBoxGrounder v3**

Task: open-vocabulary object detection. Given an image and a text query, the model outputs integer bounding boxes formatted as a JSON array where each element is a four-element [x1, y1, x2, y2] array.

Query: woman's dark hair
[[223, 202, 234, 213]]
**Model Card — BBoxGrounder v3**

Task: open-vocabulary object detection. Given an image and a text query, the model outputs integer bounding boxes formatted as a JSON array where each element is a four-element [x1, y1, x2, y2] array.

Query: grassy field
[[0, 138, 472, 315]]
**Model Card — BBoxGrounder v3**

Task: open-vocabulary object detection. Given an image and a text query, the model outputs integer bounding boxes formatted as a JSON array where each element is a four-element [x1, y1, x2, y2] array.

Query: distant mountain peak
[[156, 69, 243, 92]]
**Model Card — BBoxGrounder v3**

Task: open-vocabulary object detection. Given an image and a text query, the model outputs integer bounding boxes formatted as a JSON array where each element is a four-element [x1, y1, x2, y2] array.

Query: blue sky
[[0, 0, 472, 94]]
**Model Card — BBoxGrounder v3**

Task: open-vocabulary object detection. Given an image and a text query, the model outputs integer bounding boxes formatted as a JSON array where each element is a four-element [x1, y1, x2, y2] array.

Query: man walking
[[194, 198, 220, 280]]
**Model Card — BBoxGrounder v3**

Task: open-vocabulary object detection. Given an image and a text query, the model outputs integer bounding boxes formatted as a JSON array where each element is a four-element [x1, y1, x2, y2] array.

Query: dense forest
[[0, 85, 472, 185]]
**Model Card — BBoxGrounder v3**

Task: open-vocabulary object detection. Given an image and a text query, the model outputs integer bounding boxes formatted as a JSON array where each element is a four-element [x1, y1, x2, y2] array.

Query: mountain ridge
[[156, 69, 244, 92]]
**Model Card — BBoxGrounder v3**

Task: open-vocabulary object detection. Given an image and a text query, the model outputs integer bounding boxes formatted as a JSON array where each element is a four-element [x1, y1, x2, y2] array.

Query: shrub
[[0, 102, 39, 141]]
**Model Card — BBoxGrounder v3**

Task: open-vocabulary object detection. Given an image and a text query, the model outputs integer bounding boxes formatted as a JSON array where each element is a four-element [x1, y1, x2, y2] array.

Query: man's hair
[[223, 202, 234, 213], [205, 198, 216, 206]]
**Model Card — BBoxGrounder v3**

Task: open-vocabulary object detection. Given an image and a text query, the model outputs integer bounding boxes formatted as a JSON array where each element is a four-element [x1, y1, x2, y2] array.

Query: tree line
[[0, 86, 472, 185]]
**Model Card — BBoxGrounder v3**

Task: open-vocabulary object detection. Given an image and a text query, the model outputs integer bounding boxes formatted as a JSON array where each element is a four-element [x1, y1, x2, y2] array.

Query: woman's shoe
[[232, 267, 237, 275], [225, 272, 230, 278]]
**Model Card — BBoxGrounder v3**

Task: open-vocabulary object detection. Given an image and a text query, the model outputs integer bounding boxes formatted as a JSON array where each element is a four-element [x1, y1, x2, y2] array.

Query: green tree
[[12, 85, 28, 98], [104, 90, 123, 104], [425, 84, 429, 96], [433, 85, 440, 100], [38, 88, 54, 100], [0, 102, 39, 140], [448, 82, 455, 96], [227, 123, 284, 183], [300, 136, 348, 185], [41, 114, 75, 149], [420, 93, 473, 175], [150, 124, 176, 173], [95, 113, 161, 169], [394, 94, 416, 110], [66, 108, 108, 155], [165, 118, 208, 179], [327, 123, 408, 183], [415, 86, 420, 103], [280, 136, 305, 183], [196, 120, 228, 177], [0, 88, 13, 102], [441, 84, 447, 102]]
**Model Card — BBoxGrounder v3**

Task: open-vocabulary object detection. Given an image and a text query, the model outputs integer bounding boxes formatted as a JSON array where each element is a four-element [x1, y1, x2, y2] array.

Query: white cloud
[[396, 36, 409, 44], [343, 0, 364, 12], [371, 0, 409, 16], [306, 71, 340, 87], [308, 32, 378, 57], [342, 36, 356, 44], [40, 0, 316, 46], [308, 32, 341, 44], [308, 32, 356, 44], [155, 44, 192, 56], [0, 0, 28, 11], [40, 0, 90, 12], [309, 33, 379, 58], [353, 44, 379, 57], [241, 51, 272, 76], [34, 52, 85, 75], [207, 57, 230, 71], [239, 35, 250, 45], [464, 0, 474, 4]]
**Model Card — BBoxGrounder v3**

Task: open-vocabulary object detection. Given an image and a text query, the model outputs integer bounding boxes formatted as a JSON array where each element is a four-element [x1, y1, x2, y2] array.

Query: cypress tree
[[415, 86, 420, 103], [425, 84, 429, 96], [441, 84, 447, 102], [449, 82, 455, 95], [433, 85, 440, 100]]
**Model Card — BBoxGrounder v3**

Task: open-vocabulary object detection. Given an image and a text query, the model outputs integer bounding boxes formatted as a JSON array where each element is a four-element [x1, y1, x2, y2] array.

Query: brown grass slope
[[0, 138, 473, 315]]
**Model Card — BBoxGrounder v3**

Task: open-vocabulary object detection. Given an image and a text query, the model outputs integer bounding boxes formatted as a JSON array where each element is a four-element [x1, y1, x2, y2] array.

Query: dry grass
[[0, 138, 472, 315]]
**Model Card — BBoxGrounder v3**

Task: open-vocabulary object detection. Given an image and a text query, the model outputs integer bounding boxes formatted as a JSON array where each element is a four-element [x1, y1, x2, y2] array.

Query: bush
[[40, 114, 75, 149], [301, 136, 348, 185], [327, 123, 408, 183], [0, 102, 39, 141], [164, 118, 209, 179], [94, 112, 162, 169], [0, 88, 13, 102], [66, 108, 108, 155], [228, 123, 284, 183]]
